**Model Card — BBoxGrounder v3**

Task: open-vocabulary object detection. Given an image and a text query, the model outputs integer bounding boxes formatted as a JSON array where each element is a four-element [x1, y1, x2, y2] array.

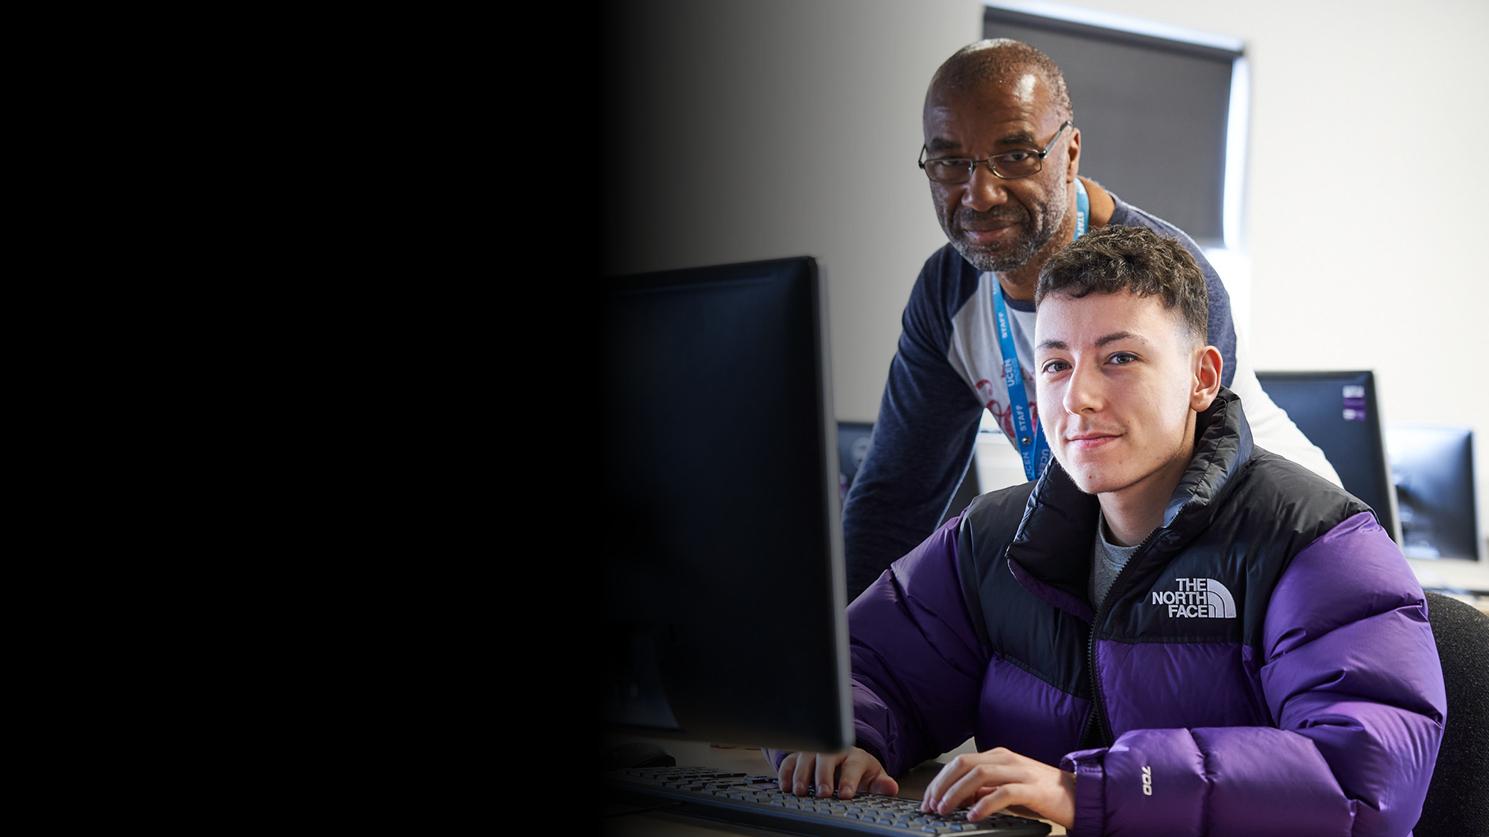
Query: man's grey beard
[[954, 229, 1046, 274], [950, 178, 1069, 274]]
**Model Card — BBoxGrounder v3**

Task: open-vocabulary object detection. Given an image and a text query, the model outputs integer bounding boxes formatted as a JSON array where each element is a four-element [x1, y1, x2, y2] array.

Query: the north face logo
[[1151, 578, 1236, 619]]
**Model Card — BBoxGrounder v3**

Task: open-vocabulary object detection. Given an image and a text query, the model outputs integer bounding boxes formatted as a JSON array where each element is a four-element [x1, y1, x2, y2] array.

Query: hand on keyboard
[[611, 766, 1052, 835], [776, 745, 900, 801], [921, 747, 1075, 828]]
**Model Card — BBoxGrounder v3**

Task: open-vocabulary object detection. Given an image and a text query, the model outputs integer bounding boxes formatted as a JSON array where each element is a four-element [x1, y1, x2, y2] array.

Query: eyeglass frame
[[917, 120, 1074, 183]]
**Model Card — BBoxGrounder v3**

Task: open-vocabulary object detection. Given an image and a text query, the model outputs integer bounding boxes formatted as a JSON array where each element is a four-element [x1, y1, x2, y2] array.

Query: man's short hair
[[1035, 226, 1209, 344], [928, 39, 1074, 123]]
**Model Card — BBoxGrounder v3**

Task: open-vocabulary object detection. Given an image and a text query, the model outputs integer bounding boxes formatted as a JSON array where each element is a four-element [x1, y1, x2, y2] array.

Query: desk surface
[[1408, 557, 1489, 609], [604, 738, 1066, 836]]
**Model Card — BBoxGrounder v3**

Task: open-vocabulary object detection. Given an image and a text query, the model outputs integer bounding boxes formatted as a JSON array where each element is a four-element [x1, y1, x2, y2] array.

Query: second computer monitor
[[1256, 370, 1399, 541]]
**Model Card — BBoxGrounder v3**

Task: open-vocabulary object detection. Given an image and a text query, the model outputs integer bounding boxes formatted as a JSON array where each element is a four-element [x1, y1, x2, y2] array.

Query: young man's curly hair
[[1036, 225, 1209, 345]]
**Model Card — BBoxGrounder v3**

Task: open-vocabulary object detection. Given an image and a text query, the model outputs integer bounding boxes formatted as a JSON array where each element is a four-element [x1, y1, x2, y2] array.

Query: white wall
[[606, 0, 975, 424], [606, 0, 1489, 549]]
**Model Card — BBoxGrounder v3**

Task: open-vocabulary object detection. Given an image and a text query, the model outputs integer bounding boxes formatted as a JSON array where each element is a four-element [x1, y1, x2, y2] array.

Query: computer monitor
[[1255, 371, 1400, 542], [1387, 424, 1482, 562], [601, 256, 853, 754], [838, 421, 981, 526], [836, 421, 874, 501]]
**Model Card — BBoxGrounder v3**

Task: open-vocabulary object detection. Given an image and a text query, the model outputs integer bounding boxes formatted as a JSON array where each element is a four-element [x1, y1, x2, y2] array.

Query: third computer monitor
[[1387, 424, 1482, 562]]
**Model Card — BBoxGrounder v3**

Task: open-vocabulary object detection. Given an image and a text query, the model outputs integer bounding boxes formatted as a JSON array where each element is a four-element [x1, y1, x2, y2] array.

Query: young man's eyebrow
[[1036, 332, 1148, 352], [1095, 331, 1146, 348]]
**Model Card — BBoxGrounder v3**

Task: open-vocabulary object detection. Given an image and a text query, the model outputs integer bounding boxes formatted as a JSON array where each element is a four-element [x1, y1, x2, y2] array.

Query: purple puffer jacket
[[773, 390, 1446, 836]]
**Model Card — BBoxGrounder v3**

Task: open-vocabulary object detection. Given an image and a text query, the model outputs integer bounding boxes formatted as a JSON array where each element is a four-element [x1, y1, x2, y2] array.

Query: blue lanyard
[[992, 178, 1089, 481]]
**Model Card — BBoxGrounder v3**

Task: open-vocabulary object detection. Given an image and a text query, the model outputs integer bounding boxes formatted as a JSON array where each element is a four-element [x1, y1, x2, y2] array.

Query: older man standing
[[843, 39, 1338, 599]]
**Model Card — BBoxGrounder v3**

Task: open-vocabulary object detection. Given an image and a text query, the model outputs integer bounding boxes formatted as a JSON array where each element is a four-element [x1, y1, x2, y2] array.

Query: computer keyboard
[[608, 765, 1053, 836]]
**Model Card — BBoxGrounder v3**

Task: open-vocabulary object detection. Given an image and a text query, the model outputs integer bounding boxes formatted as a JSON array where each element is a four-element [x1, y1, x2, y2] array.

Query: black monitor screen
[[601, 257, 853, 754], [1256, 371, 1399, 541], [1387, 424, 1481, 562]]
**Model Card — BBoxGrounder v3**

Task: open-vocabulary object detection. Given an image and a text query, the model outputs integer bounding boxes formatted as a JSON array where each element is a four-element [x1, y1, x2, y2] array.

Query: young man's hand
[[920, 747, 1075, 827], [775, 746, 900, 800]]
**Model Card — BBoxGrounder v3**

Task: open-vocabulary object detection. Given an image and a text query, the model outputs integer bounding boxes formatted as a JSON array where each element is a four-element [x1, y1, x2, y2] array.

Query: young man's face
[[1034, 289, 1218, 500]]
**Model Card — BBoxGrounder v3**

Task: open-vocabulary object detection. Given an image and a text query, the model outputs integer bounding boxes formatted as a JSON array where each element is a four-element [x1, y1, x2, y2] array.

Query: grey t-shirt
[[1091, 512, 1142, 608]]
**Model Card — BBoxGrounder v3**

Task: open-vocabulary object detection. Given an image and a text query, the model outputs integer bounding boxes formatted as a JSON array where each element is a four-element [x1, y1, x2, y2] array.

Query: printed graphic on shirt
[[949, 273, 1038, 440], [1150, 578, 1237, 619], [974, 381, 1040, 440]]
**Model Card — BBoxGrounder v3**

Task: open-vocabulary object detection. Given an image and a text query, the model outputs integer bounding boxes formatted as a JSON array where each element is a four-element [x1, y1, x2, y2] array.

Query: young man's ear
[[1190, 344, 1223, 412]]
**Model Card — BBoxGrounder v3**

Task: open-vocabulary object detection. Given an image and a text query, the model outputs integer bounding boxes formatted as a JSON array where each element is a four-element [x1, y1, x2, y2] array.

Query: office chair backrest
[[1414, 592, 1489, 836]]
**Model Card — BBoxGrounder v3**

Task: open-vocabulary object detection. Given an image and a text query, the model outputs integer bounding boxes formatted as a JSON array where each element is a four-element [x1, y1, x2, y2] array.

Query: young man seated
[[768, 226, 1445, 835]]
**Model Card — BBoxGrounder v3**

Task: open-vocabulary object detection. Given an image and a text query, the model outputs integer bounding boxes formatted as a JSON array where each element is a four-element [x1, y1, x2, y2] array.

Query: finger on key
[[815, 752, 844, 799], [777, 753, 798, 792], [921, 757, 968, 812], [938, 766, 999, 815], [792, 752, 817, 796], [837, 755, 867, 800]]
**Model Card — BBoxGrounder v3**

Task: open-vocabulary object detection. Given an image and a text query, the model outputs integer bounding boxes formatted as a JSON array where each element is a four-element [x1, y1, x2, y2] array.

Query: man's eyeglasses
[[918, 121, 1072, 184]]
